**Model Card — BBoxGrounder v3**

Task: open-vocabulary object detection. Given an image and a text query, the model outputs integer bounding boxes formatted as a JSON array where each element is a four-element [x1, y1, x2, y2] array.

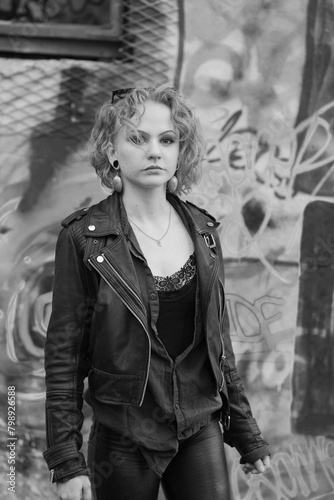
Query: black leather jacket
[[43, 193, 270, 482]]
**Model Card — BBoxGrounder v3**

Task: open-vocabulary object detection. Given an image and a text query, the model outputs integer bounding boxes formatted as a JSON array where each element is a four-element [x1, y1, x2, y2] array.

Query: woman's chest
[[134, 219, 194, 277]]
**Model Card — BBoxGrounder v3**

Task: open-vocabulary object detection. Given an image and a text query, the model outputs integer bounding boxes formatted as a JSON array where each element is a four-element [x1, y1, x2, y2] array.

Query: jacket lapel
[[168, 195, 221, 323], [83, 195, 149, 331]]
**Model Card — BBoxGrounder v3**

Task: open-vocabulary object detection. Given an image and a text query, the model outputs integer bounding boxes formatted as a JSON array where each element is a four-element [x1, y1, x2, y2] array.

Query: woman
[[43, 85, 270, 500]]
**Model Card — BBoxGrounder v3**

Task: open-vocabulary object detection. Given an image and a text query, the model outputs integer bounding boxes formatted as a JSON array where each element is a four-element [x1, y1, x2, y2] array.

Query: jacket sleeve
[[221, 310, 271, 464], [215, 233, 271, 464], [43, 226, 91, 482]]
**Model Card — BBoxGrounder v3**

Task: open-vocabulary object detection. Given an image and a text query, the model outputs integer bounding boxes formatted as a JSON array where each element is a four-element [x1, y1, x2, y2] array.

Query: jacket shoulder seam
[[61, 208, 89, 228], [66, 218, 88, 256]]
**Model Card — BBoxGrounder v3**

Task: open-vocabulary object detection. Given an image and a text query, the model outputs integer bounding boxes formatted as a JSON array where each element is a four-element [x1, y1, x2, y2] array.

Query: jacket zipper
[[218, 277, 231, 430], [46, 410, 54, 447], [88, 253, 151, 406], [219, 296, 226, 390], [202, 253, 220, 320], [199, 231, 227, 396], [203, 257, 222, 391]]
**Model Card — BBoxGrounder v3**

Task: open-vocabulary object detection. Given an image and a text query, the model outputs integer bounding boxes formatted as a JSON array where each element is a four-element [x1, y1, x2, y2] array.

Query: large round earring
[[167, 175, 178, 193], [111, 159, 123, 193]]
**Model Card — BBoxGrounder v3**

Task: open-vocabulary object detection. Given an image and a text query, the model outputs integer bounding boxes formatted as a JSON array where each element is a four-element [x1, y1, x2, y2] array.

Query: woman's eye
[[161, 137, 175, 145]]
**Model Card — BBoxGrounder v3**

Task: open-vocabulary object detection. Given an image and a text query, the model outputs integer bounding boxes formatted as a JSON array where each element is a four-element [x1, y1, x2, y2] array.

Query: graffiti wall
[[182, 1, 334, 498], [0, 0, 333, 499]]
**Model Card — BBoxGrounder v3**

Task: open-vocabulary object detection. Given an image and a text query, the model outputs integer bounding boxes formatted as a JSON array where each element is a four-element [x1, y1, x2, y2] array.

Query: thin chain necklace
[[128, 204, 172, 247]]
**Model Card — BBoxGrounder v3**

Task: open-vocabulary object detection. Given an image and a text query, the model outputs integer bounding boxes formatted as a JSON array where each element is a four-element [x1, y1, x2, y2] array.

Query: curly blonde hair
[[90, 84, 205, 194]]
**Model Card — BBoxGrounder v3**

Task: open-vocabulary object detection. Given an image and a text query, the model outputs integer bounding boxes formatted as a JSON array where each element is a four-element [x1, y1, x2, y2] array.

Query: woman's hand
[[56, 475, 92, 500], [242, 455, 271, 475]]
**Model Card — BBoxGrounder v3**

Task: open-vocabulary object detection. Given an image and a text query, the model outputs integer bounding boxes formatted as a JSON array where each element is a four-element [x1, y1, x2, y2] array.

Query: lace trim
[[154, 253, 196, 292], [157, 274, 196, 302]]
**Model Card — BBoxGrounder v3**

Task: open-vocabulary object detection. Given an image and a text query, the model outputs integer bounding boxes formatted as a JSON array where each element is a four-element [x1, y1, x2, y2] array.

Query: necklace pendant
[[157, 241, 162, 247]]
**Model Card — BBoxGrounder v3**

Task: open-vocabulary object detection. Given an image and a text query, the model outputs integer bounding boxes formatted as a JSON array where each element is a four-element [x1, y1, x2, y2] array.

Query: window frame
[[0, 0, 124, 60]]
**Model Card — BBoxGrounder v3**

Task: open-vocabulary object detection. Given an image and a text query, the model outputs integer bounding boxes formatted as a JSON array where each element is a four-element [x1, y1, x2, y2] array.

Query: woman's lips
[[144, 165, 163, 171]]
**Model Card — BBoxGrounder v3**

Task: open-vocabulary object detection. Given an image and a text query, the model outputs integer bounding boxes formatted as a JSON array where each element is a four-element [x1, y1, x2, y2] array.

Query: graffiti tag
[[230, 436, 334, 500]]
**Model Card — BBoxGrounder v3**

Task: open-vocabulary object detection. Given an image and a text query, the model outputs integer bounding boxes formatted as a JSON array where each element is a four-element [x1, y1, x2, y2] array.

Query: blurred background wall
[[0, 1, 333, 498]]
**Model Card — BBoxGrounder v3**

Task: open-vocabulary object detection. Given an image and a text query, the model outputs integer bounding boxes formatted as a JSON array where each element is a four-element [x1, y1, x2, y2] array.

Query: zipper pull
[[50, 468, 55, 483]]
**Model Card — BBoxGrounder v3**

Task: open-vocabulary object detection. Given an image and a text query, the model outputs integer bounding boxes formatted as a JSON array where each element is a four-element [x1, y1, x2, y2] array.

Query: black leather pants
[[88, 417, 232, 500]]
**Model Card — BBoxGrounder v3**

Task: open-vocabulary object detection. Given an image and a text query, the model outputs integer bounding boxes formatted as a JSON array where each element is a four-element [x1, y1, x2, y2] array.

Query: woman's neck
[[122, 186, 170, 221]]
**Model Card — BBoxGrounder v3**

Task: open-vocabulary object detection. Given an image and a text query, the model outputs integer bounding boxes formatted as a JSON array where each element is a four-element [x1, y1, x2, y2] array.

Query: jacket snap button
[[207, 221, 214, 227], [97, 255, 104, 263], [88, 224, 96, 231], [150, 292, 157, 300]]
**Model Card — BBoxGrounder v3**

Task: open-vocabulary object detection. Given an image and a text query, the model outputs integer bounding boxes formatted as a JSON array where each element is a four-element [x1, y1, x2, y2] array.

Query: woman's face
[[111, 100, 180, 193]]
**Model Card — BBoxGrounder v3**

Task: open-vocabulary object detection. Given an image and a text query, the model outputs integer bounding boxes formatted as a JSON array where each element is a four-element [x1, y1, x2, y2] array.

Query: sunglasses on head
[[110, 88, 135, 104]]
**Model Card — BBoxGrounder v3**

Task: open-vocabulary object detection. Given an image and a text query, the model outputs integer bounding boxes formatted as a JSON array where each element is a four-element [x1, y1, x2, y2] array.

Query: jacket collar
[[83, 194, 129, 237], [83, 193, 220, 238], [168, 194, 220, 235]]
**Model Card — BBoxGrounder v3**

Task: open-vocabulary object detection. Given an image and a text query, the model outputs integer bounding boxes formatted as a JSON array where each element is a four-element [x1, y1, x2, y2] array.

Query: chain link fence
[[0, 0, 183, 139]]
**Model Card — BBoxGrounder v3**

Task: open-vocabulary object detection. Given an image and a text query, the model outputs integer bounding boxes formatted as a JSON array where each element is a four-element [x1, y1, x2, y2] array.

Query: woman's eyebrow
[[136, 129, 177, 136]]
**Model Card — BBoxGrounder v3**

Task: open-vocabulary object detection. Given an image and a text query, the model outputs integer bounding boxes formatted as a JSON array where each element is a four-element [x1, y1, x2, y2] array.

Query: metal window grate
[[0, 0, 183, 139]]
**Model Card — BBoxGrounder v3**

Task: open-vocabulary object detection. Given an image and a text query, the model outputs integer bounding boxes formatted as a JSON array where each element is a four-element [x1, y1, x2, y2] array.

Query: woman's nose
[[147, 141, 162, 161], [147, 152, 161, 161]]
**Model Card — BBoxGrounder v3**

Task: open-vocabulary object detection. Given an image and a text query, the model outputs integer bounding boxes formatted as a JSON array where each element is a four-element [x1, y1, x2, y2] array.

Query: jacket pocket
[[88, 366, 145, 405]]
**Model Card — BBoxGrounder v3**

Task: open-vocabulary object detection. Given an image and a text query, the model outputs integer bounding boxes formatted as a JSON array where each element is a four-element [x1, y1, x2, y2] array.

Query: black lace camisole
[[154, 253, 197, 360]]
